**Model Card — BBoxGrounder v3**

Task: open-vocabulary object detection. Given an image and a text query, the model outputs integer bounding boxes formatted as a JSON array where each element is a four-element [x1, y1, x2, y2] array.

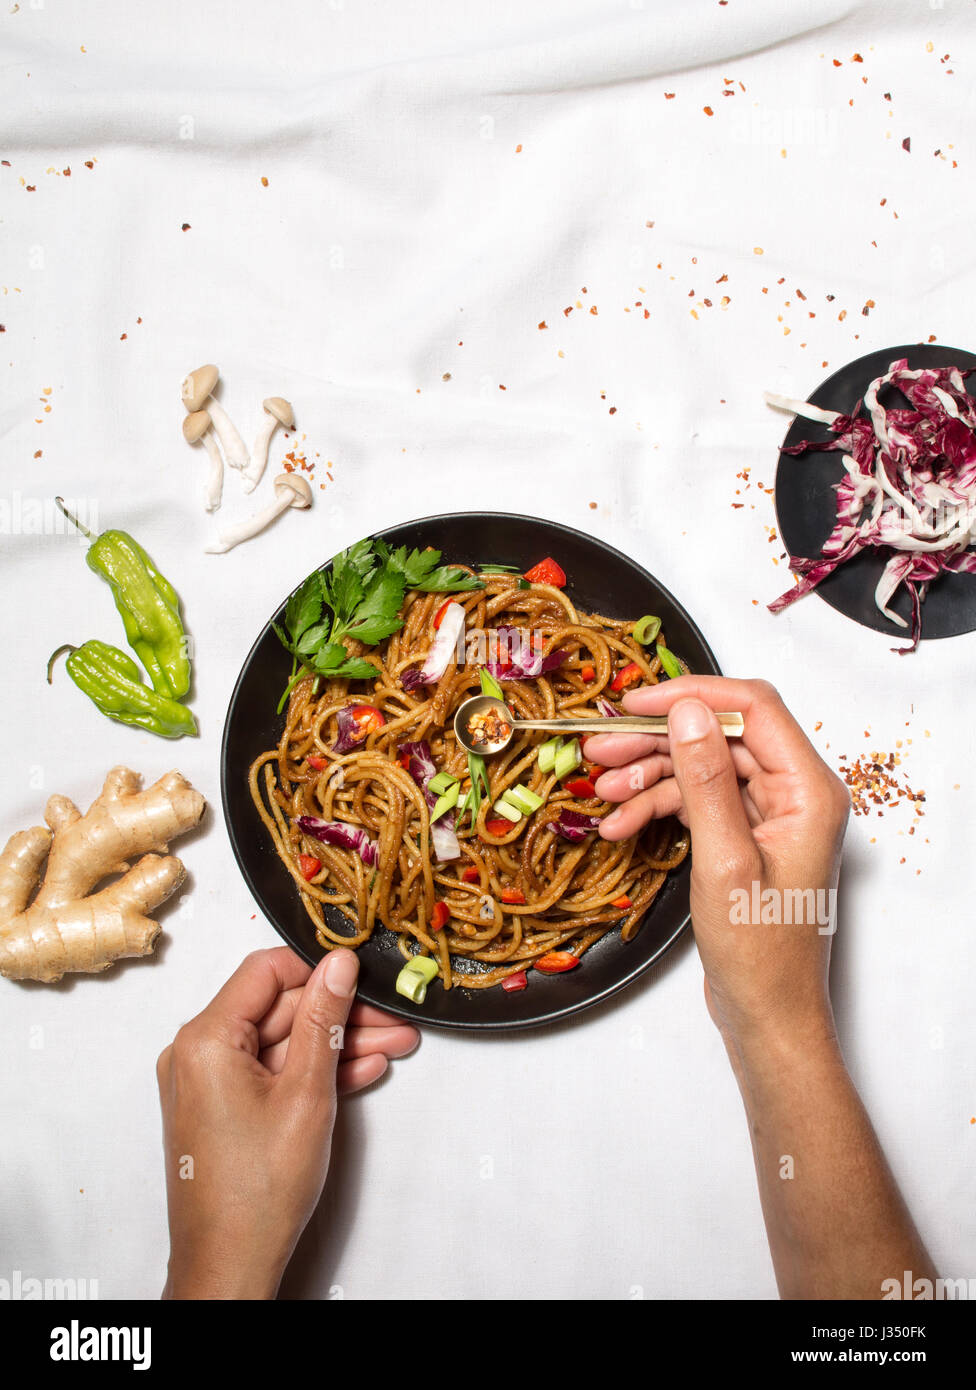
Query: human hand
[[157, 946, 418, 1299], [583, 678, 850, 1049]]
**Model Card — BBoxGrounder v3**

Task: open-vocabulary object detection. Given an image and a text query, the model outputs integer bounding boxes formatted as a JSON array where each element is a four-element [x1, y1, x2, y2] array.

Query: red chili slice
[[431, 901, 450, 931], [432, 598, 453, 631], [564, 776, 597, 799], [612, 894, 633, 910], [610, 661, 642, 692], [523, 557, 567, 588], [298, 854, 322, 881], [502, 970, 528, 993], [484, 818, 515, 837], [501, 889, 526, 905], [534, 950, 580, 974], [461, 866, 481, 883], [307, 755, 327, 771], [580, 663, 596, 683]]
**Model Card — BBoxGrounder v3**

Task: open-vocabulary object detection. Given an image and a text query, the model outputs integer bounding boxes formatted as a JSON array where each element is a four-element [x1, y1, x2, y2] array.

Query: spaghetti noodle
[[249, 571, 690, 993]]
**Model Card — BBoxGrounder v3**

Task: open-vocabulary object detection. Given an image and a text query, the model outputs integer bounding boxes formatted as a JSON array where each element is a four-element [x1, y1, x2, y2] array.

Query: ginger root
[[0, 767, 205, 983]]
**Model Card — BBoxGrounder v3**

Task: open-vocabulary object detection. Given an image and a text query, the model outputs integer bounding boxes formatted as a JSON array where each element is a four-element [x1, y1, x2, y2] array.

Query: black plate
[[773, 343, 976, 641], [220, 512, 722, 1032]]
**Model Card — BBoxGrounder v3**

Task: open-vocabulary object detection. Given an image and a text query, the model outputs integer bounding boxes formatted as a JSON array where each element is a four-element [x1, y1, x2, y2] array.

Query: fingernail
[[325, 949, 359, 998], [602, 806, 623, 828], [669, 699, 713, 744]]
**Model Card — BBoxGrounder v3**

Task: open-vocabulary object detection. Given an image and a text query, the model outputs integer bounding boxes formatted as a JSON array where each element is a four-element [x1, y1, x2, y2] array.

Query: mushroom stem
[[243, 397, 294, 494], [244, 415, 278, 494], [205, 398, 249, 473], [205, 473, 312, 554], [201, 431, 224, 512]]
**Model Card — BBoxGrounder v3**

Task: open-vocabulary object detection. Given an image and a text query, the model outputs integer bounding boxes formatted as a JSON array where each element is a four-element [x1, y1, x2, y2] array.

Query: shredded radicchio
[[400, 602, 465, 691], [297, 816, 378, 867], [594, 696, 623, 719], [485, 626, 568, 680], [766, 359, 976, 652], [545, 809, 603, 843], [331, 705, 378, 754], [397, 739, 461, 861]]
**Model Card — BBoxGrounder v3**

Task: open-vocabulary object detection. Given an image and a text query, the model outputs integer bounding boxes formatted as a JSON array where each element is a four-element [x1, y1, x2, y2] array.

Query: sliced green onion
[[492, 798, 523, 823], [516, 577, 531, 590], [537, 737, 562, 773], [477, 563, 521, 573], [656, 641, 683, 679], [633, 615, 662, 645], [395, 955, 440, 1003], [428, 770, 459, 796], [479, 669, 505, 700], [505, 784, 544, 814], [553, 738, 581, 781], [431, 782, 459, 821], [458, 752, 490, 827]]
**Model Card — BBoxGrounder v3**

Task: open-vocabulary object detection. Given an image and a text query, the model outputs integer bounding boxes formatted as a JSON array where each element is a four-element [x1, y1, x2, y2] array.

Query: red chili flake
[[902, 137, 911, 152], [796, 288, 806, 300], [814, 721, 823, 732], [664, 92, 676, 99], [63, 167, 71, 176], [716, 273, 728, 284], [826, 293, 835, 301], [136, 316, 142, 324], [852, 52, 863, 62], [731, 502, 744, 509], [608, 406, 616, 415], [515, 144, 522, 153], [25, 185, 35, 192], [0, 160, 9, 167], [261, 176, 269, 186], [0, 325, 5, 333], [119, 333, 127, 340], [589, 305, 598, 315], [33, 449, 42, 458], [181, 222, 191, 230], [832, 58, 842, 67], [84, 159, 94, 169], [537, 320, 547, 330], [563, 306, 572, 316], [862, 299, 875, 315], [499, 383, 506, 390], [703, 106, 714, 116], [883, 92, 892, 102], [928, 334, 937, 343]]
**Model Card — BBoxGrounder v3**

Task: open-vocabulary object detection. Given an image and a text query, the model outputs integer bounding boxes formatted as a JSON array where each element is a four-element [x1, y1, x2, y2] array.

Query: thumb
[[668, 699, 758, 882], [281, 949, 359, 1089]]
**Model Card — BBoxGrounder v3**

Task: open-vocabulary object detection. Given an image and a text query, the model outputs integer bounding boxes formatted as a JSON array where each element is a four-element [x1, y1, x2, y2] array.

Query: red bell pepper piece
[[523, 557, 567, 588], [564, 776, 597, 799], [484, 818, 514, 837], [461, 866, 481, 883], [610, 661, 642, 692], [307, 755, 327, 771], [298, 854, 322, 881], [534, 950, 580, 974], [501, 889, 526, 905], [502, 970, 528, 993], [584, 762, 606, 781], [431, 901, 450, 931], [612, 894, 633, 909], [580, 663, 596, 683]]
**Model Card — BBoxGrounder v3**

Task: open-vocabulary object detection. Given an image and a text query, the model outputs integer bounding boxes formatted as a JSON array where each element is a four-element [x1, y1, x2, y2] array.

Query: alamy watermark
[[0, 493, 99, 540], [729, 883, 837, 936], [0, 1268, 98, 1299]]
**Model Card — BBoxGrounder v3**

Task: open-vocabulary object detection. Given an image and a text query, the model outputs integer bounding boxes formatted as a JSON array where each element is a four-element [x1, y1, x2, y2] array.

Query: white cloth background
[[1, 0, 974, 1300]]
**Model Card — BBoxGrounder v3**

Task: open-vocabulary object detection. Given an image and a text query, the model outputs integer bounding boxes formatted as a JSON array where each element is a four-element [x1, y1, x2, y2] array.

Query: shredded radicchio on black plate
[[766, 358, 976, 652], [397, 739, 461, 862], [545, 809, 603, 843]]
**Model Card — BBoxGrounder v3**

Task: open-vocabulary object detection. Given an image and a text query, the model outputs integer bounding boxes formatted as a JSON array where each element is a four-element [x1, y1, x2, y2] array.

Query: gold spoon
[[453, 694, 745, 756]]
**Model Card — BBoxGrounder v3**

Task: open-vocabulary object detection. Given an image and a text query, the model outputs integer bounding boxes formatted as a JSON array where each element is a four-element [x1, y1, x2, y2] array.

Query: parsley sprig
[[273, 539, 484, 711]]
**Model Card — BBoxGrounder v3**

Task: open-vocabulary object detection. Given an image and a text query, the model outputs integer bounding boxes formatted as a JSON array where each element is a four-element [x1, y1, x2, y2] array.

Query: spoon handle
[[512, 712, 745, 738]]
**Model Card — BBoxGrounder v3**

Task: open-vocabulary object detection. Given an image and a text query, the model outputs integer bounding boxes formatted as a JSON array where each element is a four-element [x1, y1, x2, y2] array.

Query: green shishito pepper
[[49, 641, 197, 739], [56, 498, 190, 700]]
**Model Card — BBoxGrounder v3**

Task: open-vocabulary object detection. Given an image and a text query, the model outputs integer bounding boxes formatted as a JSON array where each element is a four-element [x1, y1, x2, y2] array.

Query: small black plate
[[773, 343, 976, 641], [220, 512, 722, 1032]]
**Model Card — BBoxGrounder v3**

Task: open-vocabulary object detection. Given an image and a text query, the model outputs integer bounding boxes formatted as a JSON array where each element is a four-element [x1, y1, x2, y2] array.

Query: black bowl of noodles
[[221, 512, 723, 1032]]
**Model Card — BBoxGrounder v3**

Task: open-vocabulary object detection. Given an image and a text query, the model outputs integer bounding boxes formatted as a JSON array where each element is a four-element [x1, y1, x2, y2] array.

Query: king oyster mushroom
[[204, 472, 313, 554], [181, 364, 249, 473]]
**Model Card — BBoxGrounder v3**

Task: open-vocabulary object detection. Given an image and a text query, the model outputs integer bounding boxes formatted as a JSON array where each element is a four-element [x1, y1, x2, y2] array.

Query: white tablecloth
[[1, 0, 973, 1300]]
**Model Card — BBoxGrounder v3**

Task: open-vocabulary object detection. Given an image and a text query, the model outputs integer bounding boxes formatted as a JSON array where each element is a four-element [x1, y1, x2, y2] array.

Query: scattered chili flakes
[[840, 748, 926, 820]]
